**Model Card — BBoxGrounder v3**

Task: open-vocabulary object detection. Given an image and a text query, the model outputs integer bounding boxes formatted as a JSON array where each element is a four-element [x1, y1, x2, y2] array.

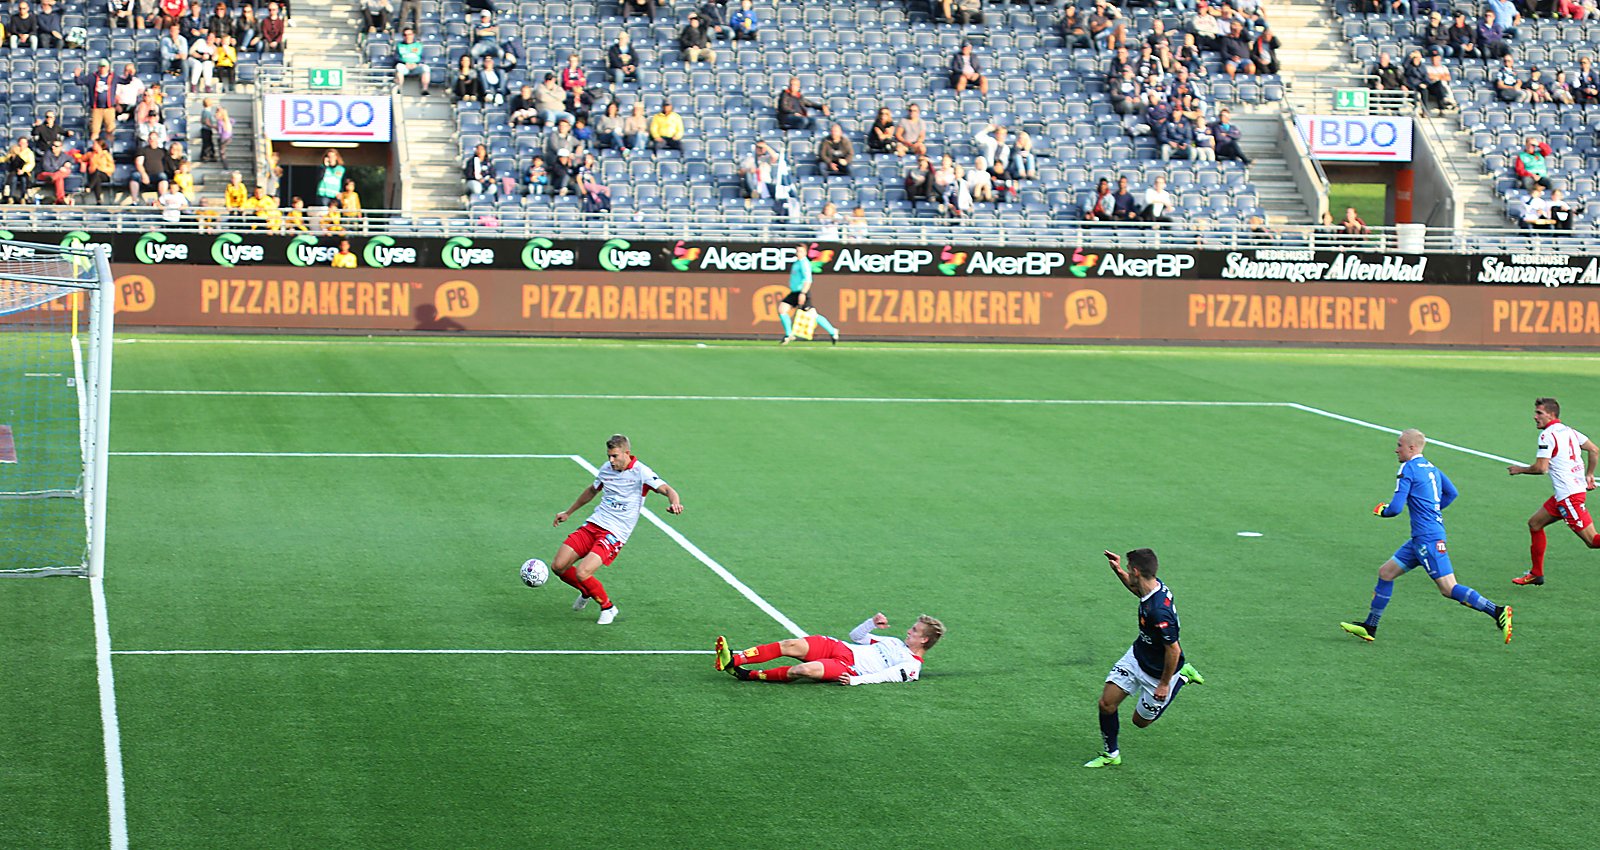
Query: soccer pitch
[[7, 337, 1600, 849]]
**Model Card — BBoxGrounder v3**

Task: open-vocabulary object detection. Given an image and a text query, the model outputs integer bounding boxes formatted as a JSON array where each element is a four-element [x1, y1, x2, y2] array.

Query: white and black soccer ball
[[520, 558, 549, 588]]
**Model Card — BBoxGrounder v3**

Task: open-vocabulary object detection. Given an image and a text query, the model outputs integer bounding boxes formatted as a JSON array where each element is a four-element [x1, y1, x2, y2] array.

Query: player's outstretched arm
[[1104, 550, 1137, 595], [654, 482, 685, 515], [1583, 440, 1598, 489], [554, 483, 599, 526], [1508, 458, 1549, 476], [848, 613, 890, 644]]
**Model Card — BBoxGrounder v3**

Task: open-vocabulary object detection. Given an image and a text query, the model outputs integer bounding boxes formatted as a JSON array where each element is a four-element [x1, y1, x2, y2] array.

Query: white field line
[[566, 454, 807, 638], [110, 337, 1600, 362], [90, 576, 129, 850], [1285, 403, 1522, 465], [114, 389, 1284, 407], [112, 649, 712, 656], [110, 452, 576, 459]]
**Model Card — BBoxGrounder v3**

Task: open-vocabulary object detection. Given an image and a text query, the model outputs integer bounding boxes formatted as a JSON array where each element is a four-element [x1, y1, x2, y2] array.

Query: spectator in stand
[[868, 107, 900, 155], [559, 52, 587, 99], [133, 87, 160, 125], [393, 26, 429, 94], [172, 157, 194, 200], [330, 239, 356, 268], [392, 0, 418, 33], [1520, 185, 1556, 229], [943, 164, 972, 220], [1424, 53, 1458, 111], [1485, 0, 1519, 38], [523, 155, 547, 195], [608, 31, 637, 85], [622, 101, 648, 151], [321, 198, 347, 235], [259, 1, 284, 51], [187, 31, 217, 93], [679, 12, 714, 63], [620, 0, 654, 23], [155, 0, 183, 29], [338, 178, 363, 230], [544, 116, 583, 163], [361, 0, 390, 33], [776, 76, 826, 131], [1370, 52, 1404, 93], [1060, 6, 1094, 52], [974, 124, 1009, 171], [479, 55, 507, 105], [1142, 175, 1176, 223], [896, 103, 927, 156], [1423, 11, 1451, 57], [1515, 137, 1553, 191], [284, 196, 307, 231], [198, 95, 217, 159], [932, 152, 956, 199], [215, 34, 237, 90], [129, 136, 171, 204], [115, 62, 145, 119], [1111, 175, 1137, 220], [1548, 189, 1578, 230], [237, 5, 260, 51], [1339, 206, 1370, 235], [213, 104, 232, 166], [1477, 10, 1511, 62], [1219, 21, 1254, 80], [534, 73, 573, 126], [1010, 131, 1037, 180], [180, 0, 204, 41], [578, 152, 609, 212], [1529, 67, 1554, 103], [1551, 69, 1576, 104], [903, 155, 938, 206], [316, 148, 344, 206], [950, 42, 989, 95], [1250, 27, 1280, 75], [846, 206, 868, 241], [592, 100, 624, 150], [1496, 54, 1531, 102], [110, 0, 136, 28], [30, 110, 70, 156], [242, 182, 279, 228], [3, 137, 34, 203], [741, 139, 789, 202], [78, 59, 119, 145], [1160, 113, 1196, 161], [451, 54, 481, 102], [1576, 56, 1600, 105], [942, 0, 982, 27], [8, 1, 40, 47], [135, 110, 167, 148], [1110, 66, 1141, 116], [80, 139, 114, 204], [817, 123, 853, 178], [1210, 108, 1251, 165], [205, 1, 231, 41], [160, 24, 187, 76], [35, 0, 61, 47], [1131, 91, 1167, 138], [648, 102, 684, 152], [33, 138, 73, 204], [1443, 11, 1477, 63], [730, 0, 757, 41], [816, 201, 842, 239], [1088, 0, 1122, 54], [469, 10, 501, 60], [1083, 177, 1115, 221], [967, 157, 994, 204], [548, 147, 578, 196], [156, 178, 189, 221], [464, 143, 494, 198]]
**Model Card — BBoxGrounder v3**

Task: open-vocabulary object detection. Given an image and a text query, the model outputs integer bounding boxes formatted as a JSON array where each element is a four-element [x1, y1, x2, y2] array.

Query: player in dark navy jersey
[[1084, 548, 1205, 769], [1341, 429, 1512, 644]]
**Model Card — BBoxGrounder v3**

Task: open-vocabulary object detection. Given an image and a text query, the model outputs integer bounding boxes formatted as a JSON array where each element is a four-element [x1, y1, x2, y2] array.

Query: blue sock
[[1449, 583, 1498, 615], [779, 312, 793, 337], [1098, 710, 1119, 755], [813, 312, 838, 337], [1367, 579, 1394, 626]]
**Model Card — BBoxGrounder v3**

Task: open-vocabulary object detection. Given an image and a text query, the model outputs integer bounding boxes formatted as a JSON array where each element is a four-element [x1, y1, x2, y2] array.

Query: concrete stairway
[[185, 92, 256, 191], [280, 0, 364, 77], [1415, 112, 1511, 228], [1233, 113, 1314, 224]]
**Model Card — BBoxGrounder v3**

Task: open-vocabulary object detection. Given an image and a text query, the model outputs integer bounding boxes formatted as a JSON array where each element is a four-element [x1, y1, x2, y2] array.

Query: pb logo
[[1064, 289, 1108, 329], [1409, 295, 1450, 335], [114, 274, 156, 313], [751, 284, 790, 324], [434, 280, 479, 319]]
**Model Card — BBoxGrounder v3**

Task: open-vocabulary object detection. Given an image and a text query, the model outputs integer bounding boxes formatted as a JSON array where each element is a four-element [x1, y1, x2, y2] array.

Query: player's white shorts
[[1105, 647, 1173, 721]]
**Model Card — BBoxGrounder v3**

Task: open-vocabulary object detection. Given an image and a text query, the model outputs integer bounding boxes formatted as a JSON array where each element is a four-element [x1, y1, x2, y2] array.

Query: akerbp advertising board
[[264, 94, 393, 143], [1296, 115, 1413, 162]]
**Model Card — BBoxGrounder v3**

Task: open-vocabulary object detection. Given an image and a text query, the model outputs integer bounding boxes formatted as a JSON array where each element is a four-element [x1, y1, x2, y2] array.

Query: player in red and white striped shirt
[[713, 613, 945, 685], [1509, 398, 1599, 586]]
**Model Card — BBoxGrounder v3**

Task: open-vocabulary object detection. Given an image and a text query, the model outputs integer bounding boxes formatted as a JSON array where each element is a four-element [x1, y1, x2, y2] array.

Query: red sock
[[753, 665, 791, 682], [557, 566, 584, 591], [1531, 529, 1547, 576], [733, 642, 782, 666], [580, 576, 611, 608]]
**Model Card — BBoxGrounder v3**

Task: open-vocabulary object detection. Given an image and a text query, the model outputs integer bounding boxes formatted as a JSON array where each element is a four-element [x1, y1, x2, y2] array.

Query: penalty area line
[[111, 648, 714, 656], [1285, 403, 1521, 466], [109, 451, 578, 459]]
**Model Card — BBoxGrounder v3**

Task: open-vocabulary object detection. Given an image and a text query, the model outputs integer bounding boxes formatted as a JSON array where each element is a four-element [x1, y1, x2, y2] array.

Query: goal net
[[0, 241, 114, 577]]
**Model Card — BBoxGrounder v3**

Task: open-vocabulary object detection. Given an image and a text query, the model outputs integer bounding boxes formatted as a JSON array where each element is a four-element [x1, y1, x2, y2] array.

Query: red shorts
[[562, 522, 625, 566], [802, 636, 858, 679], [1545, 493, 1594, 533]]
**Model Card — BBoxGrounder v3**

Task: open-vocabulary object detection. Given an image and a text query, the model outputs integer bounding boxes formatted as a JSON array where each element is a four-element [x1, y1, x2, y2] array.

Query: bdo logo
[[1063, 289, 1108, 329], [936, 245, 968, 276], [599, 238, 651, 272], [1409, 295, 1451, 334], [287, 234, 337, 267], [135, 232, 188, 264], [211, 232, 265, 267], [443, 236, 495, 270], [521, 237, 576, 271], [434, 280, 480, 318], [113, 274, 156, 313], [362, 235, 418, 268]]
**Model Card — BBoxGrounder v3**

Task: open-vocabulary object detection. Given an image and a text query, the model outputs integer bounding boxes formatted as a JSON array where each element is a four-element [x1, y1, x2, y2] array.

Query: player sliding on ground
[[1508, 397, 1598, 586], [1083, 548, 1205, 769], [1341, 429, 1512, 644], [713, 612, 944, 684], [549, 434, 684, 625]]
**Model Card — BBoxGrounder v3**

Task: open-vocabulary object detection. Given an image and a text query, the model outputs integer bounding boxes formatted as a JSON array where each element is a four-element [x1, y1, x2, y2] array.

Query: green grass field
[[7, 338, 1600, 849]]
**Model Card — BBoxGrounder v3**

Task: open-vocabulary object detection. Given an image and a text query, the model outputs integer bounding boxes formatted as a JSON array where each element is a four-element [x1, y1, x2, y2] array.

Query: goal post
[[0, 240, 115, 578]]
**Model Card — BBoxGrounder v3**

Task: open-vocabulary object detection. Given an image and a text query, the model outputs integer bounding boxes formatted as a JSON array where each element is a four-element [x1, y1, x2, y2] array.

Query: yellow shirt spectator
[[649, 107, 684, 141], [331, 248, 357, 268], [224, 178, 247, 211]]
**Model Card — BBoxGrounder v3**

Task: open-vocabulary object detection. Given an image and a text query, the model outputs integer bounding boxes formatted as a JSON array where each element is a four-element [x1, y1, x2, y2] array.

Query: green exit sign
[[1333, 88, 1369, 111], [309, 68, 345, 89]]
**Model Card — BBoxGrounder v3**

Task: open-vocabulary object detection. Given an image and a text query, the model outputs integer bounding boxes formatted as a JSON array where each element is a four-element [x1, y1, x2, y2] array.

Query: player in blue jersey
[[1341, 429, 1513, 644], [1083, 548, 1205, 769], [778, 243, 840, 345]]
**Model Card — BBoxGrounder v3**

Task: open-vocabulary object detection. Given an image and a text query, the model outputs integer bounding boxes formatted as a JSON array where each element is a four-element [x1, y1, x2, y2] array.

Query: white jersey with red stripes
[[846, 618, 923, 682], [1537, 421, 1591, 500], [585, 456, 665, 544]]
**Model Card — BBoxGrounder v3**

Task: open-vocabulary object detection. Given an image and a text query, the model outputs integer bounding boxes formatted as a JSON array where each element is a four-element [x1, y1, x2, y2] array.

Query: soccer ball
[[520, 558, 549, 588]]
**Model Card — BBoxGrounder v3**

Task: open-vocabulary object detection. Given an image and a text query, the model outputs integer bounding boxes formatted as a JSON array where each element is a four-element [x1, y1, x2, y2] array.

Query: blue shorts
[[1392, 537, 1454, 580]]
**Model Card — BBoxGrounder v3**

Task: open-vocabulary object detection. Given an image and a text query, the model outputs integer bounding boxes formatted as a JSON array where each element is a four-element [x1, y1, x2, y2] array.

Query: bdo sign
[[1295, 115, 1413, 162], [264, 94, 393, 143]]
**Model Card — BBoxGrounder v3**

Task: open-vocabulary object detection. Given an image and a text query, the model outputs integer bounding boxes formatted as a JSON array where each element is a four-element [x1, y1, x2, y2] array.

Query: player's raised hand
[[1372, 503, 1387, 516], [872, 612, 889, 629], [553, 511, 570, 527], [1103, 550, 1121, 570]]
